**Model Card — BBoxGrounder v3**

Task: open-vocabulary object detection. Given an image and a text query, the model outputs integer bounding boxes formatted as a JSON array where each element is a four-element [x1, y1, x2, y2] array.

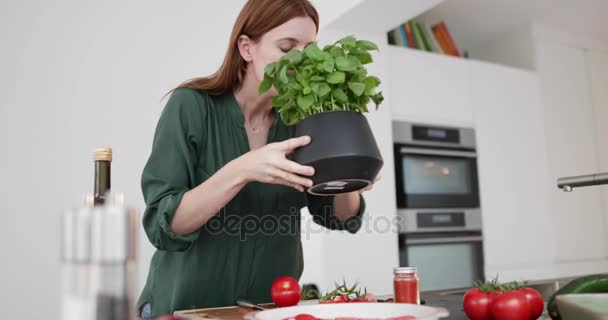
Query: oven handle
[[405, 235, 483, 245], [400, 147, 477, 158]]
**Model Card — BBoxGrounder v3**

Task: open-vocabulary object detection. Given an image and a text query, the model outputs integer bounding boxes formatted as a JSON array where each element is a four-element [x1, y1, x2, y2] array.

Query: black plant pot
[[292, 110, 383, 195]]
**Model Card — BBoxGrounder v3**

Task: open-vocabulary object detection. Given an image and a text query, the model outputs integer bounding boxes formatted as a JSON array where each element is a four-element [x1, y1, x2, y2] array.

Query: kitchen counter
[[177, 280, 569, 320]]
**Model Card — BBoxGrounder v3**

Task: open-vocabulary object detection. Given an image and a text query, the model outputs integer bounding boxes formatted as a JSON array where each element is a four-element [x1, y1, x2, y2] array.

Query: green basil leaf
[[304, 43, 325, 61], [311, 82, 331, 97], [348, 81, 366, 96], [288, 78, 302, 91], [264, 63, 276, 76], [364, 76, 381, 89], [332, 88, 348, 102], [339, 35, 357, 48], [316, 83, 331, 97], [364, 76, 380, 95], [279, 65, 289, 84], [258, 76, 273, 94], [295, 70, 305, 84], [356, 40, 378, 51], [283, 88, 297, 99], [371, 92, 384, 107], [335, 56, 357, 71], [356, 52, 373, 64], [329, 46, 345, 57], [297, 94, 314, 110], [327, 71, 345, 84], [322, 58, 335, 73], [284, 49, 303, 63], [352, 69, 367, 81]]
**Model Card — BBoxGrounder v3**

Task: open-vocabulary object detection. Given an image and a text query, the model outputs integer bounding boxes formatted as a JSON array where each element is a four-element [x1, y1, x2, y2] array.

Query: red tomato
[[519, 288, 543, 319], [462, 288, 496, 320], [491, 290, 531, 320], [271, 276, 301, 307], [294, 314, 319, 320], [330, 296, 350, 303], [348, 298, 366, 302]]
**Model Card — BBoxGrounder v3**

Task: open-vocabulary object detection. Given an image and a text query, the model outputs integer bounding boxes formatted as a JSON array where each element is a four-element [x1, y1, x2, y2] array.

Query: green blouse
[[138, 88, 365, 316]]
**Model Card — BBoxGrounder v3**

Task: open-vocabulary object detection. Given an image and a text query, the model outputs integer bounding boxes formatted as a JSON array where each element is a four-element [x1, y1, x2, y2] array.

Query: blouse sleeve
[[140, 88, 206, 252]]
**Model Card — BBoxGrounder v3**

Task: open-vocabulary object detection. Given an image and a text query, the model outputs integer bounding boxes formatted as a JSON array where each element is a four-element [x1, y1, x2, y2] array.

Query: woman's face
[[240, 16, 317, 91]]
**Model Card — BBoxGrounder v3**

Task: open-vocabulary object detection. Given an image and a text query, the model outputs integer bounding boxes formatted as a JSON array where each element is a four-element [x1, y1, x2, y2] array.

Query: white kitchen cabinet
[[587, 49, 608, 257], [535, 41, 607, 262], [387, 47, 474, 127], [470, 61, 557, 279]]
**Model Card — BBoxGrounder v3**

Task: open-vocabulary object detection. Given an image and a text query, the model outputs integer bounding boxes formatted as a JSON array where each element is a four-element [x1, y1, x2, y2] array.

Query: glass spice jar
[[393, 267, 420, 304]]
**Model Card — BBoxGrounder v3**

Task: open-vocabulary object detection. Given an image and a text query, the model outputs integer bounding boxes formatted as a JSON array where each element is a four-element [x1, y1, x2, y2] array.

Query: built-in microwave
[[393, 121, 480, 209]]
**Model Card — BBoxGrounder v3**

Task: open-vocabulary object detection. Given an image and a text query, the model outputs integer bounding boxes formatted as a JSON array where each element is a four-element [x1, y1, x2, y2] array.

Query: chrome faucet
[[557, 172, 608, 192]]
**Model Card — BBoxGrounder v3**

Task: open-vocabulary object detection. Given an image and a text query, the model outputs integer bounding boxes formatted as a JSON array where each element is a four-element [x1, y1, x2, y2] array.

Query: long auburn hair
[[173, 0, 319, 96]]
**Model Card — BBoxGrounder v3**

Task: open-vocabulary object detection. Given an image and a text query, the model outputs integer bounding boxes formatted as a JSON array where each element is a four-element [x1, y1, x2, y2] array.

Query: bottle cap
[[94, 147, 112, 161], [394, 267, 417, 274]]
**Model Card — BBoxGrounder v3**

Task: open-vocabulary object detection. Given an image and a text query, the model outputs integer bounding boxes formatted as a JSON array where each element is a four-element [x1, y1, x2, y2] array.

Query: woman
[[138, 0, 371, 317]]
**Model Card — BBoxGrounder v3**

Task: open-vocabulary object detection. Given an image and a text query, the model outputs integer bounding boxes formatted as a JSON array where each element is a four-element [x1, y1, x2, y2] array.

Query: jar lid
[[394, 267, 417, 274]]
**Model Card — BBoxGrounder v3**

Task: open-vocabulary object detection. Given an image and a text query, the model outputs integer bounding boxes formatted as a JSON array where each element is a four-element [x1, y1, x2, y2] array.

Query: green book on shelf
[[415, 21, 432, 52], [411, 20, 427, 51]]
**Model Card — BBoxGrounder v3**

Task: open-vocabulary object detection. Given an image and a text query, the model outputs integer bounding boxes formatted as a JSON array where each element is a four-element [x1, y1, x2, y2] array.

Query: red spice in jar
[[393, 267, 420, 304]]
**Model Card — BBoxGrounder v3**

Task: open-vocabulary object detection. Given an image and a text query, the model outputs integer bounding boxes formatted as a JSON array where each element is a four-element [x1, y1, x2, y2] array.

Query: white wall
[[1, 0, 403, 318], [0, 0, 246, 318]]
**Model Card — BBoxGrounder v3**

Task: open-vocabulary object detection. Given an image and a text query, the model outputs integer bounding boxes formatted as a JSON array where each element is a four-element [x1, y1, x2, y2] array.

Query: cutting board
[[174, 304, 277, 320]]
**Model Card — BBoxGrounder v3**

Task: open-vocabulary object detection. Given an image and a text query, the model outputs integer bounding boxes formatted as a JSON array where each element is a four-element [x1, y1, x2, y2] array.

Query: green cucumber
[[547, 273, 608, 320]]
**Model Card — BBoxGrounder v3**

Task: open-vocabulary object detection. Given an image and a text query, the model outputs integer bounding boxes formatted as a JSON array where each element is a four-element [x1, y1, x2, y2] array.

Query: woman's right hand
[[234, 135, 315, 191]]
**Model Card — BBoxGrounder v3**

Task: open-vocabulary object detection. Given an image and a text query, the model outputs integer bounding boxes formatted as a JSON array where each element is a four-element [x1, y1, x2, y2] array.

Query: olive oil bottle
[[93, 148, 112, 206]]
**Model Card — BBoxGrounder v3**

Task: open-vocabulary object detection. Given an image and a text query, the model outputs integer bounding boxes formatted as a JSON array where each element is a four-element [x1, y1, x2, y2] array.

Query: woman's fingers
[[275, 158, 315, 176], [266, 167, 313, 189], [275, 135, 311, 153], [274, 178, 305, 192]]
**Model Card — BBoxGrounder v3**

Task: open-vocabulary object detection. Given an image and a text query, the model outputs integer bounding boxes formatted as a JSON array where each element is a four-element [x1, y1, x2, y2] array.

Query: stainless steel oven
[[398, 215, 484, 291], [393, 121, 484, 291]]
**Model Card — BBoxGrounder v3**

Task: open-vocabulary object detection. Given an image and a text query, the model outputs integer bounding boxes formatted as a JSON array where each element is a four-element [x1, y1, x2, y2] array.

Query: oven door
[[399, 232, 485, 291], [394, 145, 480, 208]]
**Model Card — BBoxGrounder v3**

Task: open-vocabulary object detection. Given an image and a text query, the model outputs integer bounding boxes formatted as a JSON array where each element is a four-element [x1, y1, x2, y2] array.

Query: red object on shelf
[[393, 267, 420, 304], [437, 21, 460, 57], [431, 25, 452, 55]]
